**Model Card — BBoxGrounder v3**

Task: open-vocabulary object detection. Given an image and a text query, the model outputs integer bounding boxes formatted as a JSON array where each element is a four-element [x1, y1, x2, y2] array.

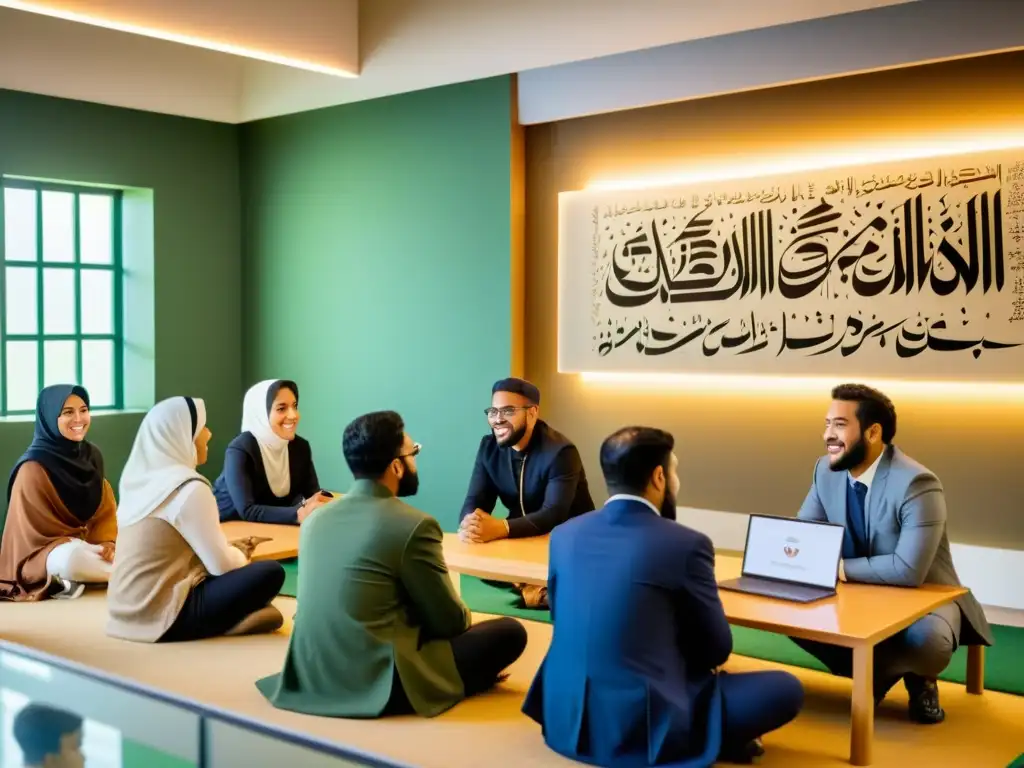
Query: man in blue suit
[[523, 426, 804, 766]]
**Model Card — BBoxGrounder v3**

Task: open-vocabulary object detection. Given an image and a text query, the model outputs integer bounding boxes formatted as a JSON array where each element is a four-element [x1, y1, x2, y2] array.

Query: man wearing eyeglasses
[[459, 378, 594, 557], [257, 410, 528, 718]]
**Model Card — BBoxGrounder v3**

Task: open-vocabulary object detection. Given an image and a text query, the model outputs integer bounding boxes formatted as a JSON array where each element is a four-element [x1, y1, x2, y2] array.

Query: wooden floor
[[1, 595, 1021, 767]]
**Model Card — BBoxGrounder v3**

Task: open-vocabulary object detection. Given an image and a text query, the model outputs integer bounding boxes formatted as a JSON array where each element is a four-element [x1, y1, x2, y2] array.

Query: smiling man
[[458, 378, 593, 556], [793, 383, 993, 724]]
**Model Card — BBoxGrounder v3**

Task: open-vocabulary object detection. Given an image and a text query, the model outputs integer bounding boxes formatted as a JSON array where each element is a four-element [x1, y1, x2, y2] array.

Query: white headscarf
[[241, 380, 292, 499], [117, 397, 210, 527]]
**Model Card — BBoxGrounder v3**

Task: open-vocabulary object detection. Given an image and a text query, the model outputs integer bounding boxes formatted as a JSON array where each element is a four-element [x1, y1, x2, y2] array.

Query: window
[[1, 181, 123, 416]]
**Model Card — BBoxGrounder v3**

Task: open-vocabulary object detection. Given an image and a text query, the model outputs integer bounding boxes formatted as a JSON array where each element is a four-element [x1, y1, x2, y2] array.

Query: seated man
[[459, 378, 593, 604], [524, 426, 803, 766], [793, 383, 993, 723], [257, 410, 528, 718], [13, 703, 85, 768]]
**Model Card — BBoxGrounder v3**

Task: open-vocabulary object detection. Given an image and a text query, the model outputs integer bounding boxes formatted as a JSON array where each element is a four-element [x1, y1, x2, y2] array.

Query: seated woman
[[214, 379, 330, 525], [0, 384, 116, 601], [107, 396, 285, 643]]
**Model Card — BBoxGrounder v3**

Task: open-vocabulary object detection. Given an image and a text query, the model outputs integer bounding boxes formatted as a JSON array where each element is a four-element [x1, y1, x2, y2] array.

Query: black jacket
[[213, 432, 320, 525], [459, 420, 594, 538]]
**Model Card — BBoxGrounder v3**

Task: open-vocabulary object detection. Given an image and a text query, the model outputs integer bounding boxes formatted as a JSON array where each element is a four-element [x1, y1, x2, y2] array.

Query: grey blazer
[[797, 444, 993, 646]]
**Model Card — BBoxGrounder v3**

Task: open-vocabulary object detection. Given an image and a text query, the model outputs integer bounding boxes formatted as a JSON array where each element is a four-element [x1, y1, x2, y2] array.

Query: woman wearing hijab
[[214, 379, 330, 525], [0, 385, 117, 601], [106, 396, 285, 643]]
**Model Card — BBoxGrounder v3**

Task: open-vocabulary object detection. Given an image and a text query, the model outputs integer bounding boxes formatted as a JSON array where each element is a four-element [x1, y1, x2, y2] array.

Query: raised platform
[[1, 594, 1022, 767]]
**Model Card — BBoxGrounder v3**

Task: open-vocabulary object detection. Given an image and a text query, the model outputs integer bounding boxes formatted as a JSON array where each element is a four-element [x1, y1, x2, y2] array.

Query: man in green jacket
[[256, 410, 528, 718]]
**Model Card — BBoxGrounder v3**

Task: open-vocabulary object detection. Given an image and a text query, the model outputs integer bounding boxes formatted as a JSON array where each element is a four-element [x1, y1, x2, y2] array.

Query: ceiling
[[0, 0, 920, 124]]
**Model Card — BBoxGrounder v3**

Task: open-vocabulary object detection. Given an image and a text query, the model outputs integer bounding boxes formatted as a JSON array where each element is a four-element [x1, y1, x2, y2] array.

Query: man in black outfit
[[458, 378, 594, 606]]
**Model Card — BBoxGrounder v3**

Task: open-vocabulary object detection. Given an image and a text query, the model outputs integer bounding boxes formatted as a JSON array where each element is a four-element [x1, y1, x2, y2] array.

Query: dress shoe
[[905, 673, 945, 724], [718, 738, 765, 764]]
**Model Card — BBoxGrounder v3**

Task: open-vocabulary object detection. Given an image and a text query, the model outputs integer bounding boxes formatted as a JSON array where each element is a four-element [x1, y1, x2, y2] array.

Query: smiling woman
[[0, 384, 118, 601], [212, 379, 329, 526]]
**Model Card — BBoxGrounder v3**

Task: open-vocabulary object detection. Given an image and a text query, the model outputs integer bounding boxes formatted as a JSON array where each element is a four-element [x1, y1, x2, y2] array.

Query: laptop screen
[[742, 515, 844, 589]]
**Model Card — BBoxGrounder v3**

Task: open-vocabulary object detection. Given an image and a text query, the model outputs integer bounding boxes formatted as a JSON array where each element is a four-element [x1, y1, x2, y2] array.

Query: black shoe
[[47, 576, 85, 600], [905, 674, 945, 724], [718, 738, 764, 764]]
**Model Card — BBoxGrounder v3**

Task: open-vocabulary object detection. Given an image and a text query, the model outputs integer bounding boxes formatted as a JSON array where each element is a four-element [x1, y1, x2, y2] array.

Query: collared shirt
[[606, 494, 660, 515]]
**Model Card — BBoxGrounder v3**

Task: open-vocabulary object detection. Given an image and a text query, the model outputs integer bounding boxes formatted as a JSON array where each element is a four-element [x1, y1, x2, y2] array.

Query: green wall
[[240, 76, 514, 531], [0, 89, 243, 527]]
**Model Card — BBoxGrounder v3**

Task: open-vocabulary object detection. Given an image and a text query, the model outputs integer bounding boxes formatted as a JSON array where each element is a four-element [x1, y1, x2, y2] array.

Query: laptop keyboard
[[734, 576, 833, 602]]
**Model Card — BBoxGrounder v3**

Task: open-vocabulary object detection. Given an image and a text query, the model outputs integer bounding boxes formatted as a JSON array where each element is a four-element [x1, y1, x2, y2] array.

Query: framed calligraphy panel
[[558, 149, 1024, 380]]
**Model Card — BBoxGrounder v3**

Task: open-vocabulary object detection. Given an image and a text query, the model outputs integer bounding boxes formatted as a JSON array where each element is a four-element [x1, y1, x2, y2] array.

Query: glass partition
[[0, 642, 406, 768], [0, 646, 199, 767]]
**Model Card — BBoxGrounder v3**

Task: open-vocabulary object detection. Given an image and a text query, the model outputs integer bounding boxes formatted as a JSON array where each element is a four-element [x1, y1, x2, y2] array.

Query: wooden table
[[220, 521, 300, 561], [441, 533, 984, 766]]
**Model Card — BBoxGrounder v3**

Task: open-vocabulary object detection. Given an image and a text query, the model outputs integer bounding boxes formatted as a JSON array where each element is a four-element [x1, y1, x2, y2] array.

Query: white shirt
[[152, 482, 247, 576], [606, 494, 660, 515]]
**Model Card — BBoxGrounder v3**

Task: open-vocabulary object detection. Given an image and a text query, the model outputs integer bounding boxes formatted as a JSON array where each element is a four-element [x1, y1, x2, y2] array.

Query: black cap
[[492, 377, 540, 405]]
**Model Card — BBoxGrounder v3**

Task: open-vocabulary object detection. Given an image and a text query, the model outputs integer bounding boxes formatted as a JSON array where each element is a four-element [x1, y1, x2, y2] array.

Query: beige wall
[[524, 51, 1024, 550]]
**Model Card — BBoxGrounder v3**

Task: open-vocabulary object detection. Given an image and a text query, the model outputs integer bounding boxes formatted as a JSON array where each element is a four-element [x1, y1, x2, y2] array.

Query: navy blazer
[[523, 498, 731, 767], [213, 432, 320, 525]]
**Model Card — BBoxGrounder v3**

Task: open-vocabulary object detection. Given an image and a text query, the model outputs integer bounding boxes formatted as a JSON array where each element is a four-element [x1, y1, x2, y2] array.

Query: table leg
[[966, 645, 985, 695], [450, 571, 462, 596], [850, 644, 874, 766]]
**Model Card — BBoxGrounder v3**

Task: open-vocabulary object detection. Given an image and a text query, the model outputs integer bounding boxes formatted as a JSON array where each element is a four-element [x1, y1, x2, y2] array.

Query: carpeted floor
[[280, 562, 1024, 698]]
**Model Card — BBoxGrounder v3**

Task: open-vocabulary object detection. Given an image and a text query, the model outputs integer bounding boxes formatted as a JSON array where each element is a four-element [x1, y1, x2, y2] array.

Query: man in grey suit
[[793, 383, 993, 724]]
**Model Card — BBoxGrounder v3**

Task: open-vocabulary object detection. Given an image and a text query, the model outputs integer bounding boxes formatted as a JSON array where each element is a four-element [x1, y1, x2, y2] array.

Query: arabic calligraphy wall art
[[558, 149, 1024, 380]]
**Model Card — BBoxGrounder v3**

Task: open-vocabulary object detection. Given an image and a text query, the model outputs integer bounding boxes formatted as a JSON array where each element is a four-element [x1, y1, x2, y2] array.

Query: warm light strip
[[579, 371, 1024, 400], [584, 134, 1024, 191], [0, 0, 358, 77]]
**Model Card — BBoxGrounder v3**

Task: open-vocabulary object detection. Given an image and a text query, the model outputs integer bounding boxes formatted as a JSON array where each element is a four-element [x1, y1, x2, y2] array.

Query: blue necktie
[[844, 480, 869, 559]]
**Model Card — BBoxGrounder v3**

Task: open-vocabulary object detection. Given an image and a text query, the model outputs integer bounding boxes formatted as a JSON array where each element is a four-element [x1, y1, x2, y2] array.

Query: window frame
[[0, 179, 124, 417]]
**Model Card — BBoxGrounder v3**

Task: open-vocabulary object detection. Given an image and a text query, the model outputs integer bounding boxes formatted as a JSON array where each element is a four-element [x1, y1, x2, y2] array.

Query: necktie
[[844, 480, 869, 558]]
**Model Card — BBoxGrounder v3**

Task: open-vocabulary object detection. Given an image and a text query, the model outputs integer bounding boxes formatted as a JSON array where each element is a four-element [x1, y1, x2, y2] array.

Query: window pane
[[42, 190, 75, 263], [80, 193, 113, 265], [81, 269, 114, 334], [6, 341, 39, 412], [3, 187, 37, 262], [82, 340, 113, 406], [43, 267, 76, 334], [44, 340, 77, 386], [5, 266, 38, 335]]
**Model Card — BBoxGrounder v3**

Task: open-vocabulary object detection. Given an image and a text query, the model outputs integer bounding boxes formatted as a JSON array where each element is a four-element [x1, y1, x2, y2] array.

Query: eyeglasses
[[484, 406, 532, 422], [398, 443, 421, 458]]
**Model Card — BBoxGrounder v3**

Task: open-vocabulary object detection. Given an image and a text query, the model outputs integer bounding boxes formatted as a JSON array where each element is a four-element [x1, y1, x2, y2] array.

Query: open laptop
[[718, 514, 845, 603]]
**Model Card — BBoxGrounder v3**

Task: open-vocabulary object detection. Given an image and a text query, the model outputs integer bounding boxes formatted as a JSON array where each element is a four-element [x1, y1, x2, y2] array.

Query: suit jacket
[[797, 444, 993, 646], [255, 480, 472, 718], [523, 497, 730, 767]]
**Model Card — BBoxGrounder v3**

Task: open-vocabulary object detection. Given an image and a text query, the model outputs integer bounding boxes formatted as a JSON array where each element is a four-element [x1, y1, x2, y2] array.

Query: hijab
[[241, 380, 296, 499], [117, 396, 209, 528], [7, 384, 105, 522]]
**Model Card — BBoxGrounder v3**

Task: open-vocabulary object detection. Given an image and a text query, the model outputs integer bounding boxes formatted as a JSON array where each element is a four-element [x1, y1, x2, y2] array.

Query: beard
[[827, 436, 867, 472], [397, 460, 420, 497], [660, 489, 677, 520], [495, 422, 527, 448]]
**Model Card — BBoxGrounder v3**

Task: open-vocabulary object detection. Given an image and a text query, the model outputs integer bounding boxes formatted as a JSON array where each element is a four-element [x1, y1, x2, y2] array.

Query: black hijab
[[6, 385, 106, 522]]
